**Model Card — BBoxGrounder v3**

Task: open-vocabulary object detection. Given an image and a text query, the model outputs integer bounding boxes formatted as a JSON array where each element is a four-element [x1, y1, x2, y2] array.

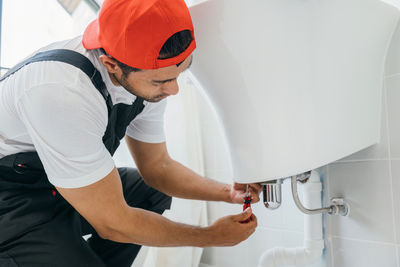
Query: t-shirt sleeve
[[15, 81, 115, 189], [125, 99, 167, 143]]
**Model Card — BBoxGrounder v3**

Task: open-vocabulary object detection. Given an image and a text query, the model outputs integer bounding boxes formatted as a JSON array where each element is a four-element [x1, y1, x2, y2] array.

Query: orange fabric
[[82, 0, 196, 69]]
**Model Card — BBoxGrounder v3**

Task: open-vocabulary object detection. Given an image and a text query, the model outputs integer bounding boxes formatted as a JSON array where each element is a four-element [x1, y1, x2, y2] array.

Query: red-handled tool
[[242, 185, 251, 223]]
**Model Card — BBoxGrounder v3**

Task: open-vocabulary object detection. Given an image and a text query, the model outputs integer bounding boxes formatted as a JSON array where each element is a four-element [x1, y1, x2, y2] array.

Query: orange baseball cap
[[83, 0, 196, 69]]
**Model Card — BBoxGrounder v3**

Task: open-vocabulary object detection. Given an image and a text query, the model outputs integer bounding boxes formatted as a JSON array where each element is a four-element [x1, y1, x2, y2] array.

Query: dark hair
[[158, 30, 193, 61], [100, 29, 193, 76], [99, 48, 142, 75]]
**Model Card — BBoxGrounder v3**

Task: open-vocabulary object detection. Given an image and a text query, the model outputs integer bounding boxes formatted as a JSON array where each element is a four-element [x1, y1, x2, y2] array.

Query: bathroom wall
[[194, 16, 400, 267]]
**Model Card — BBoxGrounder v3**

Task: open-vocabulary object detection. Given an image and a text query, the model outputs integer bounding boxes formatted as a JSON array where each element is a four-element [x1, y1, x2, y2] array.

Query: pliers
[[242, 184, 251, 223]]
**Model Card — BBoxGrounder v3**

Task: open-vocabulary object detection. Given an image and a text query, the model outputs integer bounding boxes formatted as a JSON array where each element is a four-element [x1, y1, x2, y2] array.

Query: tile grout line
[[385, 73, 400, 79], [326, 165, 335, 267], [330, 235, 398, 247], [383, 79, 400, 267], [389, 159, 399, 267]]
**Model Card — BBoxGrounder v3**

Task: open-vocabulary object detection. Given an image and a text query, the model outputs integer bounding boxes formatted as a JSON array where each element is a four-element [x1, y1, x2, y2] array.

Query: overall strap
[[0, 48, 147, 157], [0, 49, 112, 110]]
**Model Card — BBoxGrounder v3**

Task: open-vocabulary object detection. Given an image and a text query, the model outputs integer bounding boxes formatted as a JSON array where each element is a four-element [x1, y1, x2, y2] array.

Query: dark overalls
[[0, 49, 172, 267]]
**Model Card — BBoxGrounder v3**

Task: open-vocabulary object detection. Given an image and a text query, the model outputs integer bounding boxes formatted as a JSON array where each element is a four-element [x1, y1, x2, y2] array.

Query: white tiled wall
[[195, 17, 400, 267]]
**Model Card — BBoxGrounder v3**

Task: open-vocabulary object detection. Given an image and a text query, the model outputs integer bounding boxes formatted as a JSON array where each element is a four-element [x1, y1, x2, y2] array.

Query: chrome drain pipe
[[261, 179, 283, 210]]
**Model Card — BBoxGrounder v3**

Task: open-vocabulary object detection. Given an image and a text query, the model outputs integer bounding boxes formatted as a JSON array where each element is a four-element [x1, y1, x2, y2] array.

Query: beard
[[112, 74, 166, 103]]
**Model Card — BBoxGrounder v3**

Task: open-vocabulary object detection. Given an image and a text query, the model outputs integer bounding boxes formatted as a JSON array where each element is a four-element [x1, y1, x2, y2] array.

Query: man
[[0, 0, 260, 266]]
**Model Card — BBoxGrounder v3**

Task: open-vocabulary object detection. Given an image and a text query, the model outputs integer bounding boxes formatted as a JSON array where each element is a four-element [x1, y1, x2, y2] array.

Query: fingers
[[248, 187, 260, 203], [249, 183, 262, 192], [250, 214, 257, 226], [244, 216, 257, 240], [233, 182, 246, 190], [243, 214, 257, 226], [240, 214, 258, 237], [232, 182, 263, 204], [212, 209, 258, 247], [245, 186, 260, 203], [233, 207, 252, 222], [234, 183, 262, 192]]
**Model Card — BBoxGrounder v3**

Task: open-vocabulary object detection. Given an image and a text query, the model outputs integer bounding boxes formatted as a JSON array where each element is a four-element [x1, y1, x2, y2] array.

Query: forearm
[[141, 159, 232, 203], [105, 205, 212, 247], [125, 137, 232, 202]]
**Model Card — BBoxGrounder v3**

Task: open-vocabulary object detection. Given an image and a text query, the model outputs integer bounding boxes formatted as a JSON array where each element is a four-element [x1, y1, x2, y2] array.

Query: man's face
[[106, 56, 193, 103]]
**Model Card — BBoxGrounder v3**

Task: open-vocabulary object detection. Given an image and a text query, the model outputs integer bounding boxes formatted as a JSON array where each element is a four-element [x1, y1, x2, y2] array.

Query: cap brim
[[82, 19, 101, 50]]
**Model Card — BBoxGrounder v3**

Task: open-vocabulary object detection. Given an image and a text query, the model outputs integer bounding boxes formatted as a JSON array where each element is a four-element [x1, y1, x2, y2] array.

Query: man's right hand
[[206, 208, 257, 247]]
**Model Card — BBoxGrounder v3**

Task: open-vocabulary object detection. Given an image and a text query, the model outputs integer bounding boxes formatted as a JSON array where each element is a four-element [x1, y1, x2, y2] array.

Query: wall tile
[[327, 161, 395, 243], [387, 75, 400, 158], [397, 245, 400, 267], [391, 159, 400, 244], [331, 237, 397, 267], [385, 22, 400, 77]]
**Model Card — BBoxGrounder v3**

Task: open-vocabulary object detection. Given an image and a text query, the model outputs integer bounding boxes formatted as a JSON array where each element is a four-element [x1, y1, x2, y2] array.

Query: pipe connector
[[261, 179, 282, 210], [329, 198, 350, 216]]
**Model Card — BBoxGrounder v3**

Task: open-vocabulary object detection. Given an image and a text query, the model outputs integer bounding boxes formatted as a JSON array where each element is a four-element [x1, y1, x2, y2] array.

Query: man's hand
[[229, 183, 262, 204], [206, 208, 257, 246]]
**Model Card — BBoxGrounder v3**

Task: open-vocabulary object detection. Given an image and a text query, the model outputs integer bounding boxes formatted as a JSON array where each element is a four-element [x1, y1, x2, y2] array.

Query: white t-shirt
[[0, 36, 167, 188]]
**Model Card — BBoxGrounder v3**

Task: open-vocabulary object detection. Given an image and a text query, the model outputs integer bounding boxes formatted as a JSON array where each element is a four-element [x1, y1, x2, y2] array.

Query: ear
[[99, 55, 121, 74]]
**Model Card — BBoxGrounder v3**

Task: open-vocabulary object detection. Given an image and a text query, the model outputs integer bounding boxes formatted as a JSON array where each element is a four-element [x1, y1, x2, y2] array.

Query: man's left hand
[[229, 183, 262, 204]]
